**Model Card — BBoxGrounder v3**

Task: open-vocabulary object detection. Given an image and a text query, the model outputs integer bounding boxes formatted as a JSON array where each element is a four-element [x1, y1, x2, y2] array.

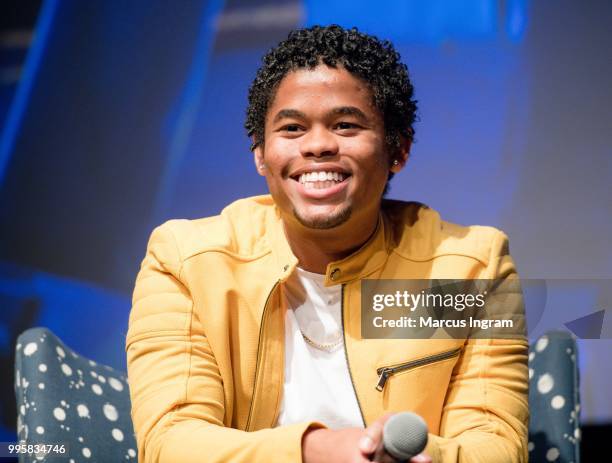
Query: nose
[[299, 124, 339, 158]]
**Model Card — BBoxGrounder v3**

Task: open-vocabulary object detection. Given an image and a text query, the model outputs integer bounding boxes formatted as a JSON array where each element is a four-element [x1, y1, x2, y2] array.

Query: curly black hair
[[245, 24, 417, 183]]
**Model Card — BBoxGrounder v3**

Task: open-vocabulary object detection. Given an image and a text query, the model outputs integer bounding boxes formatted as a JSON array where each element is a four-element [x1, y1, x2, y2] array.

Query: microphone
[[378, 412, 429, 461]]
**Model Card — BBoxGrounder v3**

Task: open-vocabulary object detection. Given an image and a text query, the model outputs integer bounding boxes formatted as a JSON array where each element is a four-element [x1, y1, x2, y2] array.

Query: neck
[[282, 212, 380, 274]]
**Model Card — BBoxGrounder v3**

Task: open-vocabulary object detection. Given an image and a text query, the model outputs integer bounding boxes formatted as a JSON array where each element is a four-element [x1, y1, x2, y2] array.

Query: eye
[[280, 124, 303, 133], [335, 122, 361, 131]]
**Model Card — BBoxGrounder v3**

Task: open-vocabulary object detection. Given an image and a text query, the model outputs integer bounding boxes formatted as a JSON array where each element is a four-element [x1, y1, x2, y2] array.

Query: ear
[[252, 142, 266, 176], [390, 136, 411, 173]]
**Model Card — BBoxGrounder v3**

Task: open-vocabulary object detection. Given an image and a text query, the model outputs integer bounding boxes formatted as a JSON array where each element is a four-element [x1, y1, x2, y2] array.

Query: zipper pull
[[376, 368, 392, 392]]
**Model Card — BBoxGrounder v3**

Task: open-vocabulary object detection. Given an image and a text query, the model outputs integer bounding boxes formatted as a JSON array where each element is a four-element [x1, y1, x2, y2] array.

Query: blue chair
[[528, 331, 581, 463], [15, 328, 581, 462], [14, 327, 136, 462]]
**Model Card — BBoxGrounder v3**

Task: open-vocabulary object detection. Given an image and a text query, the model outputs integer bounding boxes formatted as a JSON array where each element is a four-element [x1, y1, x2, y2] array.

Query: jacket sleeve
[[425, 230, 529, 463], [126, 223, 320, 463]]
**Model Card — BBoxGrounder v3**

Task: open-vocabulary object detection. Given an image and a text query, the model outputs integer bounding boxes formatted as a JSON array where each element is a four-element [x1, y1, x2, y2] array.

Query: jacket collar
[[266, 203, 390, 285]]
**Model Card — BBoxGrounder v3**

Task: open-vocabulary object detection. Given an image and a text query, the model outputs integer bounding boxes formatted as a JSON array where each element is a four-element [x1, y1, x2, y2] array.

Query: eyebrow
[[330, 106, 369, 123], [272, 109, 307, 124], [271, 106, 370, 124]]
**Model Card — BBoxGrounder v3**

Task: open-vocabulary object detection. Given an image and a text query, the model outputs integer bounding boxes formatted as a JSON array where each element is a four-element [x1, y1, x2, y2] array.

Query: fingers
[[358, 424, 380, 454], [410, 453, 432, 463], [358, 413, 394, 456], [373, 452, 398, 463]]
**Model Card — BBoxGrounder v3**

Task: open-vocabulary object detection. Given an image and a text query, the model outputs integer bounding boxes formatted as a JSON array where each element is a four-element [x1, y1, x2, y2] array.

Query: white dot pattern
[[535, 336, 549, 352], [24, 342, 38, 356], [109, 377, 124, 391], [551, 395, 565, 409], [528, 333, 581, 463], [112, 428, 125, 441], [546, 447, 559, 461], [15, 328, 137, 461], [53, 407, 66, 421], [537, 373, 554, 394], [104, 403, 119, 421], [77, 404, 91, 419]]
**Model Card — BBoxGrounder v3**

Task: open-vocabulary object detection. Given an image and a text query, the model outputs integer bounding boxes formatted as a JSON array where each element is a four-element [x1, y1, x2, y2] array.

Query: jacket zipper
[[341, 284, 367, 427], [375, 347, 461, 392], [245, 280, 280, 431]]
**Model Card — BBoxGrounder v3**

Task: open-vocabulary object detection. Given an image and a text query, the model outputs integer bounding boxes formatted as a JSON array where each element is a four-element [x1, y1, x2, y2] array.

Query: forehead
[[267, 65, 377, 117]]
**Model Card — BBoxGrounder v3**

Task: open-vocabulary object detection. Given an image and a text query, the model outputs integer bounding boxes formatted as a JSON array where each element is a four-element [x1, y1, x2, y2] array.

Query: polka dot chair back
[[14, 327, 137, 462], [528, 330, 581, 463]]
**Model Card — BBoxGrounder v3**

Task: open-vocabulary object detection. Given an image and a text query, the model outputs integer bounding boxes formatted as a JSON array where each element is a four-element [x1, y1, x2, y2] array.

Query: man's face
[[254, 64, 405, 231]]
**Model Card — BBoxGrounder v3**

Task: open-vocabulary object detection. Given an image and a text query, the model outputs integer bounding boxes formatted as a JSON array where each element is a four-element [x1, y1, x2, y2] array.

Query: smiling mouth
[[291, 171, 351, 190]]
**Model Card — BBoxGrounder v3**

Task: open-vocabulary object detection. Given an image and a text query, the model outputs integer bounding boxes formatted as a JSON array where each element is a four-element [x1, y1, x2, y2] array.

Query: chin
[[292, 205, 352, 230]]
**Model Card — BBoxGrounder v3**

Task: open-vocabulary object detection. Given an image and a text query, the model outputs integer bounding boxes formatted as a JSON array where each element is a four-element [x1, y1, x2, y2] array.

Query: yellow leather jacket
[[126, 195, 528, 463]]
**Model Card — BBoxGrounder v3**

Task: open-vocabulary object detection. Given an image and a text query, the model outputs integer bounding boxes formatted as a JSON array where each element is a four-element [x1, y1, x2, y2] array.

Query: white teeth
[[298, 171, 346, 184], [303, 180, 337, 190]]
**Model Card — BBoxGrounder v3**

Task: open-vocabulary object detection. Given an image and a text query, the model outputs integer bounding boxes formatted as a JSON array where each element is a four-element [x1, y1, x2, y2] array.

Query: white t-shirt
[[275, 267, 364, 429]]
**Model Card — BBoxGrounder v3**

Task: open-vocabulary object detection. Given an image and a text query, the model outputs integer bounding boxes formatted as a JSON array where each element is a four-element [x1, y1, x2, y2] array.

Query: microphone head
[[382, 412, 429, 460]]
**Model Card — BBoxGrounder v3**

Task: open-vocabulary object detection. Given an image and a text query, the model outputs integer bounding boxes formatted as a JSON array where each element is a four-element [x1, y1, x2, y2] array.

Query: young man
[[126, 25, 528, 463]]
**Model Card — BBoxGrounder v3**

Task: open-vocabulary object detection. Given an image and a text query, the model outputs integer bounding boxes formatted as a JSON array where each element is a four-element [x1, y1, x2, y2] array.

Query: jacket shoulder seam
[[391, 249, 489, 267], [182, 247, 272, 263], [161, 218, 273, 264]]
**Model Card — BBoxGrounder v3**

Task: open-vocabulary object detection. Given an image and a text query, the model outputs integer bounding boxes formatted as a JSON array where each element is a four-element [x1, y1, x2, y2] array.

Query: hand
[[302, 427, 369, 463], [359, 414, 432, 463], [302, 414, 431, 463]]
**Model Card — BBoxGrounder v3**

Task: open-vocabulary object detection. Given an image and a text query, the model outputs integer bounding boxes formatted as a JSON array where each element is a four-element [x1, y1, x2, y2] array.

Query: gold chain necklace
[[300, 329, 343, 352], [294, 269, 342, 352]]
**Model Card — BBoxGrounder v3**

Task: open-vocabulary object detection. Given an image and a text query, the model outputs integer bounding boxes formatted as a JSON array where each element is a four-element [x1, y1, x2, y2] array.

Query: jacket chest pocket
[[375, 347, 461, 392]]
